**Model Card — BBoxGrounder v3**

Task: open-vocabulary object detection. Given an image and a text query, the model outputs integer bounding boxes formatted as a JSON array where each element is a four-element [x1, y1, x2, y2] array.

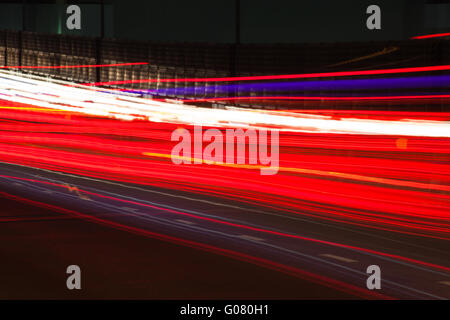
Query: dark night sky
[[111, 0, 422, 42], [0, 0, 447, 43]]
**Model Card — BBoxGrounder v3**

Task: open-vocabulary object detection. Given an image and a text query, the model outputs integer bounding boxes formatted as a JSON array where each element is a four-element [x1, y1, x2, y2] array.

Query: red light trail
[[411, 32, 450, 40], [82, 64, 450, 86], [0, 72, 449, 299], [0, 98, 448, 241], [171, 94, 450, 103]]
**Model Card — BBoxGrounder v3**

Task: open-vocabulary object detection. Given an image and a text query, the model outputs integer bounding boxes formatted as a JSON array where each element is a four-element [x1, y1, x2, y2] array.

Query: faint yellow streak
[[0, 106, 66, 112], [143, 152, 450, 192], [64, 183, 90, 200], [328, 47, 399, 67]]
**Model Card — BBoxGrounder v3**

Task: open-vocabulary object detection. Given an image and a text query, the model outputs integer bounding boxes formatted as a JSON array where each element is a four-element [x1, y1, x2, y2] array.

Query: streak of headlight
[[82, 64, 450, 86], [0, 71, 449, 137], [0, 62, 148, 69], [176, 94, 450, 102], [117, 74, 450, 96]]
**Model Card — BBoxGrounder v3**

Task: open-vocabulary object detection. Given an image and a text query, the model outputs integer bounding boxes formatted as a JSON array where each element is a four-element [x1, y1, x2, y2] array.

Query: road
[[0, 174, 357, 299]]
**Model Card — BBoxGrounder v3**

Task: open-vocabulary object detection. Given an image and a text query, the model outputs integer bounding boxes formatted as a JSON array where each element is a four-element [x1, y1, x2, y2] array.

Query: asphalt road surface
[[0, 162, 448, 300]]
